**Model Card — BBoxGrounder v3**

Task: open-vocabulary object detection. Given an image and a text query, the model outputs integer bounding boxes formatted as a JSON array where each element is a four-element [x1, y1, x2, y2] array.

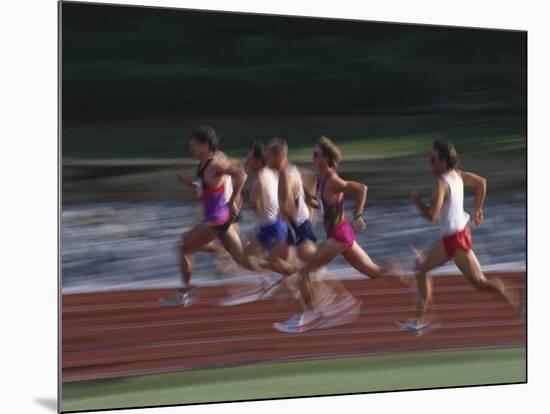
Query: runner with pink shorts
[[289, 136, 393, 330]]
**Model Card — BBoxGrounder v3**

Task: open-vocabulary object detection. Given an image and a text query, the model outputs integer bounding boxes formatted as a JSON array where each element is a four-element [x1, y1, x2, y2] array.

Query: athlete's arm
[[278, 170, 297, 221], [329, 175, 368, 231], [411, 178, 446, 222], [248, 179, 261, 215], [304, 188, 320, 210], [226, 157, 243, 208], [329, 175, 367, 217], [176, 174, 199, 189], [213, 158, 247, 217], [461, 170, 487, 226], [299, 168, 320, 210]]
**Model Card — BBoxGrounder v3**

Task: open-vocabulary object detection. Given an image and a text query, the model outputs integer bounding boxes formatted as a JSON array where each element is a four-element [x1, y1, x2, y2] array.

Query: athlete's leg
[[296, 240, 316, 263], [179, 223, 219, 285], [244, 237, 264, 259], [342, 242, 384, 278], [266, 242, 297, 276], [297, 239, 350, 304], [219, 226, 265, 272], [298, 238, 347, 309], [198, 240, 222, 254], [453, 249, 518, 307], [414, 240, 449, 320]]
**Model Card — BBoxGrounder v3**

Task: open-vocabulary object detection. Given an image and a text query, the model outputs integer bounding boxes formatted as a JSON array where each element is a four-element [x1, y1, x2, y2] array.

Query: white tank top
[[223, 177, 233, 204], [286, 164, 310, 225], [256, 167, 280, 226], [440, 171, 470, 236]]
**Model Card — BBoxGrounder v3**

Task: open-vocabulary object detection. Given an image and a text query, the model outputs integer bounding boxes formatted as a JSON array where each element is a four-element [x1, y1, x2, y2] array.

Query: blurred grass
[[62, 114, 526, 161], [62, 347, 525, 412]]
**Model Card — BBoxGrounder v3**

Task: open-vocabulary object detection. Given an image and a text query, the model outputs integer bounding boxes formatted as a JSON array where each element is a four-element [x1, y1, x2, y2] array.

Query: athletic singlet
[[317, 170, 346, 235], [195, 152, 233, 204], [256, 167, 280, 226], [440, 171, 470, 236], [285, 164, 310, 225], [223, 175, 233, 205], [196, 158, 229, 225]]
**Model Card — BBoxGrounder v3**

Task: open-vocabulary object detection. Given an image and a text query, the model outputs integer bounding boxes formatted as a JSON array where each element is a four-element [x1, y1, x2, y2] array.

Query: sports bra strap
[[196, 157, 214, 178]]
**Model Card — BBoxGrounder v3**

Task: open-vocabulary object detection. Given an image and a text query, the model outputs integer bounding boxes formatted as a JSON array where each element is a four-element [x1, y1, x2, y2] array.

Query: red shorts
[[442, 225, 473, 259]]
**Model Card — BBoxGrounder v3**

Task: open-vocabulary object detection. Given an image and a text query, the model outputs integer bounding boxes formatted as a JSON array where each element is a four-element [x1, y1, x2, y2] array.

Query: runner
[[243, 141, 297, 278], [265, 137, 361, 333], [174, 150, 242, 276], [282, 136, 390, 332], [159, 126, 264, 307], [396, 139, 519, 336]]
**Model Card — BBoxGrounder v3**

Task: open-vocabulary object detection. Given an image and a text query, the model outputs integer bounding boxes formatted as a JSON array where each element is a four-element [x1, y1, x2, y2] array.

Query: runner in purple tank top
[[159, 126, 264, 307]]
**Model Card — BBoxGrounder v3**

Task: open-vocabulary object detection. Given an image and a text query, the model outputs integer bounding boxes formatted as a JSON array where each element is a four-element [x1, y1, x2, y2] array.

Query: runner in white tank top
[[255, 167, 280, 226], [244, 141, 296, 275], [286, 164, 311, 226], [439, 171, 470, 236], [396, 139, 520, 336]]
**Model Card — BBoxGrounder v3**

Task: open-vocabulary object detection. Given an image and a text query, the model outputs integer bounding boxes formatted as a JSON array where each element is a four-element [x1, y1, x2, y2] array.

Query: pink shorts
[[329, 219, 356, 252]]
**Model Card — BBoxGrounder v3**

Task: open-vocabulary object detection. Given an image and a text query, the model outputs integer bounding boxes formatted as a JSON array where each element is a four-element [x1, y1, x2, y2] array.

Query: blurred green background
[[62, 2, 526, 161]]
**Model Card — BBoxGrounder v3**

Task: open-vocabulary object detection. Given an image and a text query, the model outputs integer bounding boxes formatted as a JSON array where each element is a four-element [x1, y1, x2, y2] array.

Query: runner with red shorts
[[396, 139, 518, 335]]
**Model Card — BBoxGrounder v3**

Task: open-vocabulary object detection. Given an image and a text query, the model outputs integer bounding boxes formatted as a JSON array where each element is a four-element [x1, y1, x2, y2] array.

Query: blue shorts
[[257, 219, 288, 251], [287, 220, 318, 246]]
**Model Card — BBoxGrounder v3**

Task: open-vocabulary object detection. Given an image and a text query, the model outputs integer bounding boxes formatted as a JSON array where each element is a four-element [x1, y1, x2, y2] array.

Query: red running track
[[61, 272, 526, 383]]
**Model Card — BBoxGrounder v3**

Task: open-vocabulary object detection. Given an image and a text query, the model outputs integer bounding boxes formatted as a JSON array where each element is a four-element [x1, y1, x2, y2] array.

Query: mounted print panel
[[59, 1, 526, 412]]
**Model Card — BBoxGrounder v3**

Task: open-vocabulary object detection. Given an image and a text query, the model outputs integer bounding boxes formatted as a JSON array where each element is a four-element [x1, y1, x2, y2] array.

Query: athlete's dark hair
[[191, 126, 219, 151], [267, 136, 288, 157], [433, 139, 459, 169], [317, 136, 342, 168], [249, 140, 266, 164]]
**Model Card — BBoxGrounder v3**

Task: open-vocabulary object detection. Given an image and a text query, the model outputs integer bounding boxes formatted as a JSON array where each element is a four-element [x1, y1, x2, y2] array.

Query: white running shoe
[[159, 289, 194, 308], [219, 276, 283, 307], [395, 319, 441, 337], [318, 296, 363, 329], [259, 276, 284, 300], [273, 310, 323, 333], [218, 286, 264, 307], [273, 313, 302, 332], [311, 266, 329, 280], [314, 287, 338, 309]]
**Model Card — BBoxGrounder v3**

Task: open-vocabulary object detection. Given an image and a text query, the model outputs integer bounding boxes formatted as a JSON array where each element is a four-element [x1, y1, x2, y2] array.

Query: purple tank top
[[196, 158, 230, 225]]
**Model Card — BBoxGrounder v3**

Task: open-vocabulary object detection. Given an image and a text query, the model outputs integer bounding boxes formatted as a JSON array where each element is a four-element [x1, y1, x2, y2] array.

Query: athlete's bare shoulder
[[282, 164, 297, 186], [326, 172, 347, 192], [459, 170, 487, 188]]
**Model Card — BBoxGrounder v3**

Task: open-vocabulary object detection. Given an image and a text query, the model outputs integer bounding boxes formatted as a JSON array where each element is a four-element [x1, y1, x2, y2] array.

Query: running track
[[62, 272, 526, 383]]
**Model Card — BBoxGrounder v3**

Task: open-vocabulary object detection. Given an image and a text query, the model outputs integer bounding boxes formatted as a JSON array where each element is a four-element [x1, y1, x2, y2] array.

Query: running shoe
[[159, 288, 195, 308], [395, 319, 441, 337], [318, 296, 363, 329], [273, 310, 323, 333], [259, 275, 284, 300], [217, 283, 267, 306], [273, 313, 302, 332]]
